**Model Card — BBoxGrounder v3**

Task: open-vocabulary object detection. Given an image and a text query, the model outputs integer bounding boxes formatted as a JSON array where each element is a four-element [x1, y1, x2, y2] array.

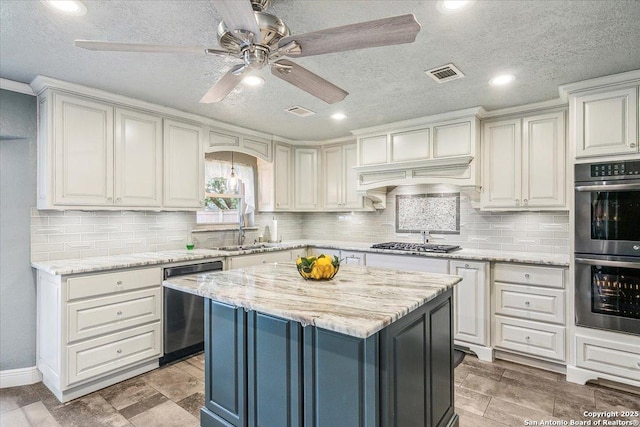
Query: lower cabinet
[[36, 267, 163, 402], [202, 290, 455, 427], [450, 261, 492, 361]]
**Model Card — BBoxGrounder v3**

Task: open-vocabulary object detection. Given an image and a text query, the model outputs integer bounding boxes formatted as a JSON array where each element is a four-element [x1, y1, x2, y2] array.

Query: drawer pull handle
[[525, 301, 530, 307], [525, 336, 530, 340], [524, 274, 530, 279], [117, 349, 123, 354], [116, 311, 123, 316], [116, 281, 123, 286]]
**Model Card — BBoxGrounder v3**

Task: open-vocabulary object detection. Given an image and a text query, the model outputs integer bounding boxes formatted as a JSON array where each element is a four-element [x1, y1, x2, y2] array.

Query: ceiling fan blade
[[200, 64, 247, 103], [271, 60, 348, 104], [74, 40, 210, 54], [214, 0, 261, 43], [277, 14, 421, 58]]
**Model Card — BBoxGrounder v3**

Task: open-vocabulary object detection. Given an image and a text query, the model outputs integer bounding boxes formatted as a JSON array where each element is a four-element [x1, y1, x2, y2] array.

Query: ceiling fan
[[74, 0, 421, 104]]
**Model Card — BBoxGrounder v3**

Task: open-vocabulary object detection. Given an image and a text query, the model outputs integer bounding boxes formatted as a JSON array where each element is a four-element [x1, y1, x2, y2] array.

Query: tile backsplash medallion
[[31, 184, 569, 261]]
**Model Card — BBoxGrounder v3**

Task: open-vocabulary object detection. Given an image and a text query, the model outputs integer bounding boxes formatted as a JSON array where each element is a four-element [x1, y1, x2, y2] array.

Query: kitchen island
[[164, 262, 463, 427]]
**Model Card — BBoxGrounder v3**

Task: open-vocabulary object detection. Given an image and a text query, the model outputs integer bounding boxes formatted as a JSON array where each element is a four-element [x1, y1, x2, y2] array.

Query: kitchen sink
[[214, 244, 278, 252]]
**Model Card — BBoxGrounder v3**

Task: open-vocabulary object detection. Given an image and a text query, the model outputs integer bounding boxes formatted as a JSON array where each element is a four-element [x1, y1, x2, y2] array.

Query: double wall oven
[[574, 160, 640, 335]]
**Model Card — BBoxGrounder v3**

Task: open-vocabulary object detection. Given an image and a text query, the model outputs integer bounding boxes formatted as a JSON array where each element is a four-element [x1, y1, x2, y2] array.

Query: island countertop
[[163, 262, 462, 339]]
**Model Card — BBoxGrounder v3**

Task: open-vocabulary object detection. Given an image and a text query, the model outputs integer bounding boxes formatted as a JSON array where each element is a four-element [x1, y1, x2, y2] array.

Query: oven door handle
[[575, 257, 639, 269], [575, 183, 640, 192]]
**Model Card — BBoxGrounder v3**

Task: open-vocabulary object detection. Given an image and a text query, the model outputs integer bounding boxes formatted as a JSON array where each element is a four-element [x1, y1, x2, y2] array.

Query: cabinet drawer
[[494, 315, 565, 361], [67, 268, 161, 300], [494, 263, 564, 288], [576, 334, 640, 381], [66, 322, 161, 386], [67, 288, 161, 342], [495, 283, 565, 324]]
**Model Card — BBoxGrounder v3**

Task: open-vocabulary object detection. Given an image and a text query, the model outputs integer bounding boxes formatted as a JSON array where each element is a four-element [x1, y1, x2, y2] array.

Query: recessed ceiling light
[[41, 0, 87, 16], [331, 113, 347, 121], [437, 0, 475, 13], [489, 74, 516, 86], [242, 75, 264, 87]]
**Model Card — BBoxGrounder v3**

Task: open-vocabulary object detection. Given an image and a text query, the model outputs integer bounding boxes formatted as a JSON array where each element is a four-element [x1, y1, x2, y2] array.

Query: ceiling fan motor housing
[[217, 11, 289, 54]]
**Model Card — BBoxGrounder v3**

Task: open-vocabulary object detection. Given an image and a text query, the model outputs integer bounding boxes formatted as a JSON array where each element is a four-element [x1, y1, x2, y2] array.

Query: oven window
[[591, 265, 640, 320], [591, 190, 640, 241]]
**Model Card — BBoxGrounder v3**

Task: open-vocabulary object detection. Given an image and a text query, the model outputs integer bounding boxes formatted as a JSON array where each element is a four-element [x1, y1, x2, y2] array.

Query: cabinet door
[[575, 86, 639, 158], [322, 145, 343, 209], [342, 144, 363, 209], [358, 135, 388, 165], [433, 120, 472, 158], [163, 119, 203, 208], [274, 144, 292, 210], [390, 128, 429, 163], [256, 158, 275, 212], [294, 148, 319, 210], [114, 108, 162, 207], [450, 261, 488, 346], [53, 93, 114, 205], [481, 119, 521, 208], [522, 111, 566, 208]]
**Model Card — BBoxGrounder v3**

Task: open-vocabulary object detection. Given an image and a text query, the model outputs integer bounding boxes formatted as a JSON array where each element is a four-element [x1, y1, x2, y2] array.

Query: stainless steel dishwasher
[[161, 260, 223, 365]]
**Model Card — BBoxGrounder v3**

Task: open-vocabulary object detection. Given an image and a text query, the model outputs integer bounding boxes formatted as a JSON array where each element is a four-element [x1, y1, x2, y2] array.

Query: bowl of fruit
[[296, 254, 340, 280]]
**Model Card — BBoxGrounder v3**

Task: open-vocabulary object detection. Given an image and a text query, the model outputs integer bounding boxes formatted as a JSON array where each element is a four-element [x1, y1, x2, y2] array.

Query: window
[[197, 152, 256, 225]]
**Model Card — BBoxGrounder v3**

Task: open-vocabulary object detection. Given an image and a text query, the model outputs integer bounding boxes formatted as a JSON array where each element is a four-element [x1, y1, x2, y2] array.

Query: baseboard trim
[[0, 366, 42, 388]]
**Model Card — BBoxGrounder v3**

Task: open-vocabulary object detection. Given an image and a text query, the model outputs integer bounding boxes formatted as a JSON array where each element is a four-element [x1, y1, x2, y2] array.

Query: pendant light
[[228, 151, 238, 193]]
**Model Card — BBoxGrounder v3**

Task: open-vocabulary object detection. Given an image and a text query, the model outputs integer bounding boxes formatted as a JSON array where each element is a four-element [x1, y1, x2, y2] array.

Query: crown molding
[[0, 78, 35, 96]]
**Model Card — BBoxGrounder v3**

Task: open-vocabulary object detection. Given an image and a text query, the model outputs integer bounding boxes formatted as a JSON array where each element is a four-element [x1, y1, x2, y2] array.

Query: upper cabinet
[[352, 112, 482, 201], [206, 128, 272, 161], [322, 143, 362, 210], [163, 119, 204, 209], [294, 147, 320, 210], [481, 111, 566, 211], [257, 143, 293, 212], [573, 85, 639, 158]]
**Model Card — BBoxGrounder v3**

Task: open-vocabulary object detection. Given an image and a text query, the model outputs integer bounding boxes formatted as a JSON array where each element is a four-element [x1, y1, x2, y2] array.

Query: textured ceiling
[[2, 0, 640, 141]]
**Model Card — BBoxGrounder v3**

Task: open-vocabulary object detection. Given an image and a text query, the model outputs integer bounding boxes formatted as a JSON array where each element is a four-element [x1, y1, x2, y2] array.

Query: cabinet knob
[[524, 274, 530, 279], [116, 197, 121, 203], [107, 197, 113, 202], [525, 336, 530, 341], [525, 301, 530, 307], [630, 142, 637, 148], [117, 349, 123, 354], [116, 280, 123, 286], [464, 264, 469, 268], [116, 311, 123, 316], [523, 199, 528, 205], [515, 199, 520, 206]]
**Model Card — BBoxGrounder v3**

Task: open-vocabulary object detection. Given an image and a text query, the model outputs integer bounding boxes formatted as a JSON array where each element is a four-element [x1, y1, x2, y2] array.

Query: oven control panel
[[591, 160, 640, 177]]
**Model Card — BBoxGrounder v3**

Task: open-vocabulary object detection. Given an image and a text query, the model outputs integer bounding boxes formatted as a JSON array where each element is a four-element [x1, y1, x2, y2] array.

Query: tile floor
[[1, 353, 639, 427]]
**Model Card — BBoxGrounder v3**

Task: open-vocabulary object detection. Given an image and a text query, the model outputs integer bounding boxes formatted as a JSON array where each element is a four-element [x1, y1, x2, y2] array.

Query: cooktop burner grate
[[371, 242, 461, 253]]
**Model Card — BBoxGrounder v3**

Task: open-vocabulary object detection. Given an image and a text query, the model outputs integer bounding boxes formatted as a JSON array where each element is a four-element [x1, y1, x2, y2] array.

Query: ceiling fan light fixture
[[437, 0, 475, 13], [242, 75, 265, 87], [489, 74, 516, 86], [41, 0, 87, 15]]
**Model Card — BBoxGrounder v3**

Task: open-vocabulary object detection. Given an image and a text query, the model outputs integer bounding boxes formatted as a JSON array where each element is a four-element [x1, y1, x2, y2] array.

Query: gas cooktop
[[371, 242, 462, 253]]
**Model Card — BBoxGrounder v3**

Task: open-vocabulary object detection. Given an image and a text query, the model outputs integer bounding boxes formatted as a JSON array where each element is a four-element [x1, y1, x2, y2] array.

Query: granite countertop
[[163, 262, 462, 339], [31, 240, 569, 275]]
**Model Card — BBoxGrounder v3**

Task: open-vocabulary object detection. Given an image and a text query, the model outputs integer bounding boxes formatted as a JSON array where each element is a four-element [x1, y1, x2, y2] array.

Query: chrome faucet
[[237, 211, 245, 246], [421, 230, 430, 244]]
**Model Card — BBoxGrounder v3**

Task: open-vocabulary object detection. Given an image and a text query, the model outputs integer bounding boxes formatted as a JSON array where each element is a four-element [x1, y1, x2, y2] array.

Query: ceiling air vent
[[284, 105, 316, 117], [425, 63, 465, 83]]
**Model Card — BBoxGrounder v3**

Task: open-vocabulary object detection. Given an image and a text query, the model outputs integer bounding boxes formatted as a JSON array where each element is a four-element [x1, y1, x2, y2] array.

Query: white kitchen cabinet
[[574, 86, 639, 158], [572, 331, 640, 384], [294, 147, 320, 210], [341, 250, 366, 266], [450, 261, 492, 361], [390, 128, 429, 163], [491, 263, 567, 363], [358, 134, 388, 165], [256, 143, 293, 212], [365, 253, 449, 274], [114, 108, 163, 207], [163, 119, 204, 208], [37, 267, 163, 402], [481, 111, 566, 210], [52, 93, 114, 206], [322, 143, 363, 210], [433, 120, 473, 158]]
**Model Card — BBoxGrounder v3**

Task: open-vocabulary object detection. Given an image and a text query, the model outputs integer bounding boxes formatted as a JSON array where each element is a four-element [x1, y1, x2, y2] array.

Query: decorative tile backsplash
[[395, 193, 460, 233]]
